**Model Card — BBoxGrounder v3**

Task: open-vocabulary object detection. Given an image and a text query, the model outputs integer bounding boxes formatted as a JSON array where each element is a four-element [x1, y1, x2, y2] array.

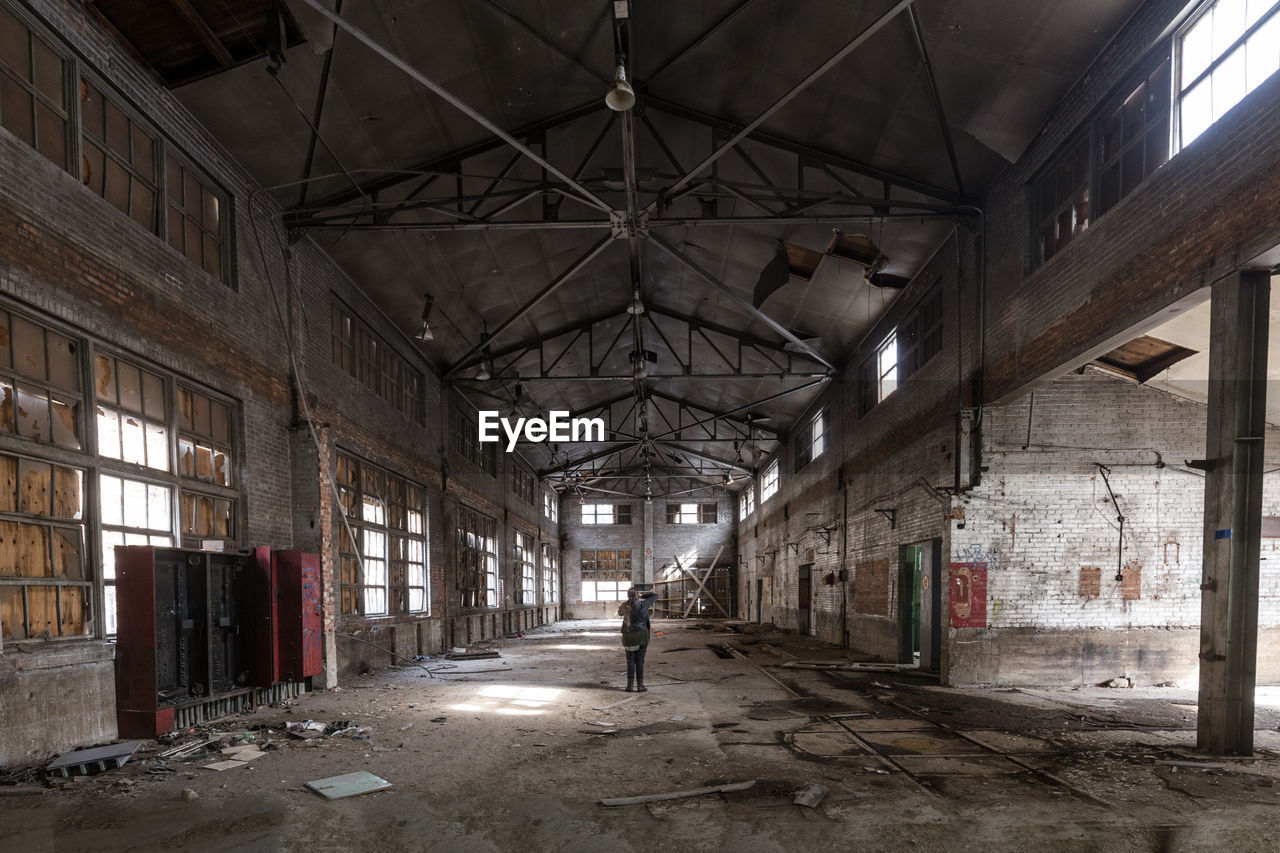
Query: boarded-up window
[[1121, 562, 1141, 600], [853, 559, 890, 616], [1079, 565, 1101, 598], [456, 502, 497, 610], [95, 353, 168, 471], [0, 311, 82, 451], [0, 452, 87, 640]]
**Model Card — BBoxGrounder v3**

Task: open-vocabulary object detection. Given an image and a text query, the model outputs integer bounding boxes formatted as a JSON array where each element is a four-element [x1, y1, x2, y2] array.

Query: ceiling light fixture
[[414, 293, 435, 342], [626, 288, 645, 315], [605, 61, 635, 111], [476, 359, 492, 381]]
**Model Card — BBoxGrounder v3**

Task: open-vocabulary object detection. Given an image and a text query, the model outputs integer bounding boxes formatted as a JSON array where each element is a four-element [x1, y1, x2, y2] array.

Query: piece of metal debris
[[600, 780, 757, 807], [793, 784, 829, 808], [305, 771, 393, 800], [46, 741, 144, 778]]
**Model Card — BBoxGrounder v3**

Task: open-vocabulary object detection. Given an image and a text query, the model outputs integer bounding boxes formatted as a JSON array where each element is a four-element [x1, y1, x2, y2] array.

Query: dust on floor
[[3, 619, 1280, 852]]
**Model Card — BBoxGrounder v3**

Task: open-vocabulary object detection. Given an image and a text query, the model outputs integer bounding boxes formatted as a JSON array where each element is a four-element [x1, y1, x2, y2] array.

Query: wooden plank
[[600, 780, 756, 806], [165, 0, 235, 69]]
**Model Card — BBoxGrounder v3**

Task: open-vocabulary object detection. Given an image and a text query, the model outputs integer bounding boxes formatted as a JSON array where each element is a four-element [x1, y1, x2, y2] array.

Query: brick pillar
[[292, 424, 339, 689]]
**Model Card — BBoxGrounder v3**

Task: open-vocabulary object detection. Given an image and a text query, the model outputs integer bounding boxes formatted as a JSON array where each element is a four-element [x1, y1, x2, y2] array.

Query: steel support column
[[1198, 270, 1269, 755]]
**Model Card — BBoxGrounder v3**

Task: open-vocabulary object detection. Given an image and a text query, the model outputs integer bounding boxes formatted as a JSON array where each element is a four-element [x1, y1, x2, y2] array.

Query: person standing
[[618, 585, 658, 692]]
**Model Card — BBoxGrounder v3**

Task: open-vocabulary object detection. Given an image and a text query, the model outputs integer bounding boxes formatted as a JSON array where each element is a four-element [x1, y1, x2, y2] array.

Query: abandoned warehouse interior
[[4, 0, 1280, 847]]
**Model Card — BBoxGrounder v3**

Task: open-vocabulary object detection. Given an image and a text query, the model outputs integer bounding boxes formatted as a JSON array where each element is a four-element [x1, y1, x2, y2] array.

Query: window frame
[[793, 409, 826, 472], [544, 489, 558, 522], [580, 548, 632, 602], [760, 460, 780, 502], [456, 502, 498, 610], [514, 529, 536, 606], [665, 502, 718, 524], [541, 542, 559, 604], [739, 486, 755, 521], [580, 502, 632, 525]]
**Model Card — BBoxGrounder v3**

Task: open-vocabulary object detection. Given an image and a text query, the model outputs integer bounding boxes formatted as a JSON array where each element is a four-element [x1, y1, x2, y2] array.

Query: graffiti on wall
[[950, 553, 989, 629]]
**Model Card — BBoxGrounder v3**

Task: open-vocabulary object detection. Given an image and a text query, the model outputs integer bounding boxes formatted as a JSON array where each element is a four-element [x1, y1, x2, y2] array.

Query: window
[[456, 503, 498, 609], [859, 331, 900, 414], [794, 410, 826, 471], [1178, 0, 1280, 148], [80, 78, 158, 233], [580, 549, 631, 601], [739, 487, 755, 521], [544, 489, 558, 522], [99, 473, 172, 636], [0, 311, 83, 451], [95, 354, 168, 471], [165, 154, 225, 281], [514, 530, 536, 605], [761, 460, 779, 502], [176, 385, 235, 547], [512, 464, 535, 505], [0, 306, 243, 640], [541, 542, 559, 604], [331, 299, 425, 424], [0, 453, 88, 641], [1099, 54, 1172, 215], [453, 406, 496, 476], [0, 4, 69, 170], [666, 503, 717, 524], [581, 502, 631, 525], [859, 291, 944, 415], [335, 451, 428, 617], [1033, 134, 1090, 265]]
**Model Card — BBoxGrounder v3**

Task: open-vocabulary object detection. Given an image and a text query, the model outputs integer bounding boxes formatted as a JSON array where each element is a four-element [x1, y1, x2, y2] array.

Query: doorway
[[755, 578, 763, 623], [898, 540, 942, 670], [797, 563, 813, 636]]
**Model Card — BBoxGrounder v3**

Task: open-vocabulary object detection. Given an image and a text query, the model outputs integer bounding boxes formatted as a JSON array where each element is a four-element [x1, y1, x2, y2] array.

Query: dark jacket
[[619, 590, 658, 632]]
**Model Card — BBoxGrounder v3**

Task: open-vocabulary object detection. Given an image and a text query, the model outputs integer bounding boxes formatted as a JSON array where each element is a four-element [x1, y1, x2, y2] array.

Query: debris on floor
[[46, 741, 144, 778], [600, 780, 757, 806], [443, 650, 501, 661], [793, 784, 830, 808], [306, 771, 393, 800]]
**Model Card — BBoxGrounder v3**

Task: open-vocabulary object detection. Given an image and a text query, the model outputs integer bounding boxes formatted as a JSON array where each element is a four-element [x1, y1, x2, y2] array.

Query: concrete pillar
[[1198, 270, 1269, 755], [642, 498, 654, 584]]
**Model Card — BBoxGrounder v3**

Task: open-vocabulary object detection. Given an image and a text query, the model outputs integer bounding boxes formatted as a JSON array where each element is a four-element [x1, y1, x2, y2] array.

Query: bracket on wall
[[1185, 458, 1215, 472], [874, 508, 897, 529], [786, 542, 800, 555], [819, 523, 838, 546]]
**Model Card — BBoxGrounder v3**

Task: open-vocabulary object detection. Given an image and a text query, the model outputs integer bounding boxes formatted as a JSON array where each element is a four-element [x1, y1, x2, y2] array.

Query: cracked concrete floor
[[4, 619, 1280, 852]]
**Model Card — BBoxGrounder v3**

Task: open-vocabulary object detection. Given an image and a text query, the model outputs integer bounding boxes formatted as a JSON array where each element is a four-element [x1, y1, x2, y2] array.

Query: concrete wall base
[[0, 643, 116, 767]]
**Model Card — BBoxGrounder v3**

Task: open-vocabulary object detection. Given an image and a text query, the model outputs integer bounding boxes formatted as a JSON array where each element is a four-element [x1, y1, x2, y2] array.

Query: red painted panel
[[114, 546, 157, 718], [250, 546, 279, 687], [949, 561, 988, 628], [276, 550, 323, 680]]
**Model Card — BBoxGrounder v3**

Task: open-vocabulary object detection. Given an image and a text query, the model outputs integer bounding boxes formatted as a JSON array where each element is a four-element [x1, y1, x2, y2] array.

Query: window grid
[[0, 310, 83, 452], [739, 487, 755, 521], [1178, 0, 1280, 148], [760, 461, 779, 502], [94, 353, 169, 473], [544, 489, 558, 522], [453, 407, 496, 476], [1033, 134, 1091, 266], [541, 542, 558, 604], [0, 451, 88, 642], [514, 530, 536, 606], [581, 502, 631, 525], [512, 464, 535, 505], [666, 502, 717, 524], [580, 548, 631, 602], [457, 503, 498, 609], [794, 410, 826, 472], [165, 154, 223, 281], [329, 299, 425, 424], [0, 3, 69, 170]]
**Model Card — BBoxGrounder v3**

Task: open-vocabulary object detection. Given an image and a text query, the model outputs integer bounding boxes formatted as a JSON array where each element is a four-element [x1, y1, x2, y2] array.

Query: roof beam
[[655, 441, 751, 474], [295, 0, 612, 211], [167, 0, 235, 69], [907, 4, 964, 196], [647, 97, 974, 207], [648, 233, 834, 371], [644, 0, 914, 215]]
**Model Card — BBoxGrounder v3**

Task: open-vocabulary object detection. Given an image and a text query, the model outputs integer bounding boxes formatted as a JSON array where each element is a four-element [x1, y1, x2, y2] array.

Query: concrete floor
[[5, 620, 1280, 852]]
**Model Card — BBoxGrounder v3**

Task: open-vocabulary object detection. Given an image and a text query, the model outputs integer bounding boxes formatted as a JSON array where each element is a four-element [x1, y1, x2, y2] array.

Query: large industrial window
[[514, 530, 536, 605], [1098, 54, 1172, 216], [0, 453, 88, 641], [793, 410, 826, 471], [760, 460, 780, 502], [80, 78, 159, 233], [1032, 134, 1090, 266], [512, 464, 535, 505], [580, 549, 631, 601], [335, 451, 428, 617], [544, 489, 558, 522], [581, 502, 631, 525], [330, 299, 424, 425], [0, 3, 69, 170], [541, 542, 559, 604], [0, 306, 243, 640], [452, 406, 496, 476], [1178, 0, 1280, 148], [739, 487, 755, 520], [666, 503, 717, 524], [859, 290, 943, 415], [456, 503, 498, 609]]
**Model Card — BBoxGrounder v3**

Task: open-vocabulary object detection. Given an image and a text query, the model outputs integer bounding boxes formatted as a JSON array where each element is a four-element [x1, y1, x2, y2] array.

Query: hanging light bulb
[[626, 288, 645, 315], [476, 359, 492, 381], [605, 61, 635, 111]]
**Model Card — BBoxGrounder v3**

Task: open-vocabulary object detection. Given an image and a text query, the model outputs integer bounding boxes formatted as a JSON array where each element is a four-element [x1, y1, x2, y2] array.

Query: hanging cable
[[1096, 464, 1126, 582]]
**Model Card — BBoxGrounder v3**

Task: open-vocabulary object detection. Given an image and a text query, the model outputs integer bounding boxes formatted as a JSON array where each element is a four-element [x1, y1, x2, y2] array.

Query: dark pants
[[625, 643, 648, 682]]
